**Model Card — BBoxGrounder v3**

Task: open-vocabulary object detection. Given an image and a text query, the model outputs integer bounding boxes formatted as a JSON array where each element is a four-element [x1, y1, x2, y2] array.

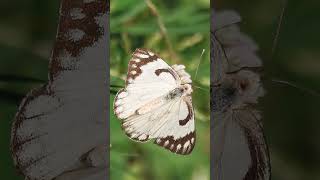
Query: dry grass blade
[[145, 0, 180, 63]]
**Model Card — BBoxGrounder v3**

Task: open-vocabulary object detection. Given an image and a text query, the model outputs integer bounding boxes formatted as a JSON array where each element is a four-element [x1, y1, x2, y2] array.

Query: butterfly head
[[181, 83, 193, 95]]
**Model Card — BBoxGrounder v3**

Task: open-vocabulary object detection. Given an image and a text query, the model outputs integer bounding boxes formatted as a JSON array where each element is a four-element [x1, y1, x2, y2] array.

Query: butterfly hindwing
[[213, 109, 270, 180], [153, 96, 195, 155], [120, 95, 195, 154]]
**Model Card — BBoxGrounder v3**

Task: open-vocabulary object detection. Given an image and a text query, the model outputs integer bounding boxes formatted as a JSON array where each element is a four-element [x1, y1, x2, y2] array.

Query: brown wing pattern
[[154, 131, 195, 155], [125, 48, 160, 85]]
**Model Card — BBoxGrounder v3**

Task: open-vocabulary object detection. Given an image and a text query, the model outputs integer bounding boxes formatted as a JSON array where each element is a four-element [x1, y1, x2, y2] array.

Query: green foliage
[[0, 44, 49, 180], [110, 0, 210, 180]]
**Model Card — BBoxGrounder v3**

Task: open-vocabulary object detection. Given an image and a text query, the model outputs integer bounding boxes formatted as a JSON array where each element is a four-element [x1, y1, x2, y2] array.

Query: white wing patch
[[113, 48, 195, 155]]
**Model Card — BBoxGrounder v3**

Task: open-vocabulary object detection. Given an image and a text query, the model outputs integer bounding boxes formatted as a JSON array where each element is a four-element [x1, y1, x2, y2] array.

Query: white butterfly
[[212, 10, 270, 180], [113, 48, 196, 155]]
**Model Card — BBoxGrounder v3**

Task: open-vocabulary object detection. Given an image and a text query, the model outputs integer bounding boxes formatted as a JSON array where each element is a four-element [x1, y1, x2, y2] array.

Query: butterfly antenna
[[193, 85, 209, 92], [271, 0, 288, 58], [194, 49, 205, 81], [271, 79, 320, 97]]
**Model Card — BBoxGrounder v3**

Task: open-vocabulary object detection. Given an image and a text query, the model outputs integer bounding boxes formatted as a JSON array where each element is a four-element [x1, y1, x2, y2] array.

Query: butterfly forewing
[[114, 49, 178, 120]]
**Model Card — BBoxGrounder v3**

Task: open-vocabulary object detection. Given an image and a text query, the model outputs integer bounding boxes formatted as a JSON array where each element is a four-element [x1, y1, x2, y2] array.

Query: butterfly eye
[[237, 79, 249, 92]]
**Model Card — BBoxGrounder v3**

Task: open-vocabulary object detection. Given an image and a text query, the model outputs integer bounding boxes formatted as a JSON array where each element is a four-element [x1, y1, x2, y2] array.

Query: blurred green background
[[110, 0, 210, 180], [215, 0, 320, 180], [0, 1, 60, 179]]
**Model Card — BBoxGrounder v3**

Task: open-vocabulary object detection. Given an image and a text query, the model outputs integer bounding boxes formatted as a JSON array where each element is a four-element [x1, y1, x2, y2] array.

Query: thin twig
[[110, 84, 123, 95], [145, 0, 179, 63], [121, 32, 131, 55], [110, 84, 124, 88], [111, 150, 140, 157], [271, 0, 288, 57]]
